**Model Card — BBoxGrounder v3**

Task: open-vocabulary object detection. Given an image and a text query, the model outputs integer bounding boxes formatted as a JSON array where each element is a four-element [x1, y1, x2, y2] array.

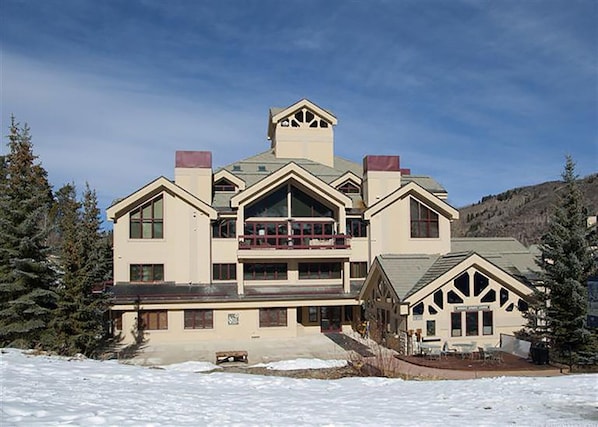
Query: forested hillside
[[451, 174, 598, 246]]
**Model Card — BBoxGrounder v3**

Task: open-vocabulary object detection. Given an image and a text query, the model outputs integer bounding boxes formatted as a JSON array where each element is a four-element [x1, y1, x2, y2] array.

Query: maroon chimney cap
[[363, 155, 400, 172], [175, 151, 212, 168]]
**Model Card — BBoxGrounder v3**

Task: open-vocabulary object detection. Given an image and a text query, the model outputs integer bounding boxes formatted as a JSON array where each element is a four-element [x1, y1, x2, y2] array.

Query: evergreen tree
[[0, 117, 56, 348], [538, 156, 596, 357], [51, 183, 112, 356]]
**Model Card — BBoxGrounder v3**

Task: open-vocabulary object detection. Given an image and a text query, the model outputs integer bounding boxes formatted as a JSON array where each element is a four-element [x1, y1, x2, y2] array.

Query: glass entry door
[[320, 306, 342, 332]]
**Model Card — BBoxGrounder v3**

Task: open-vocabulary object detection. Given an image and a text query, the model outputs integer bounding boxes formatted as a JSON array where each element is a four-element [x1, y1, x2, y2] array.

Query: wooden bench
[[215, 350, 248, 364]]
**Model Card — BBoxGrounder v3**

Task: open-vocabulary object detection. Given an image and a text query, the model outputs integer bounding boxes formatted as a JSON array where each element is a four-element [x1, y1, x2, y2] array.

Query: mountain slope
[[451, 174, 598, 246]]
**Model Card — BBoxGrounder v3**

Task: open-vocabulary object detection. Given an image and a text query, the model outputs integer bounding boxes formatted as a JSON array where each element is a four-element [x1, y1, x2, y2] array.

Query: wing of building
[[106, 99, 540, 352]]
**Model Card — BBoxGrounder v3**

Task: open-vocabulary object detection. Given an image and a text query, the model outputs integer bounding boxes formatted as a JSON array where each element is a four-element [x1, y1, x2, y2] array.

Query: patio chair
[[427, 347, 442, 360], [478, 347, 493, 364]]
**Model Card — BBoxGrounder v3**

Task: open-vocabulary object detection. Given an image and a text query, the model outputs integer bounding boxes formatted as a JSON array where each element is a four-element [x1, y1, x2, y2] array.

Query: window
[[413, 302, 424, 315], [482, 311, 493, 335], [338, 181, 360, 194], [466, 311, 478, 336], [111, 311, 123, 330], [428, 305, 437, 315], [474, 272, 489, 296], [454, 273, 470, 297], [259, 308, 287, 327], [481, 289, 496, 303], [284, 109, 328, 129], [214, 178, 236, 192], [291, 187, 333, 217], [212, 219, 236, 238], [308, 306, 318, 323], [139, 310, 167, 330], [426, 320, 436, 336], [184, 310, 213, 329], [130, 196, 163, 239], [299, 262, 341, 279], [500, 288, 509, 307], [245, 185, 334, 219], [350, 262, 368, 278], [346, 218, 367, 238], [244, 263, 287, 280], [433, 290, 443, 309], [130, 264, 164, 282], [213, 264, 236, 281], [451, 312, 462, 337], [518, 299, 529, 312], [447, 290, 463, 304], [410, 198, 439, 238]]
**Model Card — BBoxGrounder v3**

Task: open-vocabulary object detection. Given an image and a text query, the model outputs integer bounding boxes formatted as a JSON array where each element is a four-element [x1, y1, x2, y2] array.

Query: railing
[[238, 234, 350, 250]]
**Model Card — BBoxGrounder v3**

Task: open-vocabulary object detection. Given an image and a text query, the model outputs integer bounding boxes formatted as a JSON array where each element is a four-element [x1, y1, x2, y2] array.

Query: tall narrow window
[[426, 320, 436, 336], [466, 311, 478, 336], [410, 198, 439, 238], [130, 196, 163, 239], [451, 312, 462, 337], [482, 311, 493, 335], [350, 262, 368, 278]]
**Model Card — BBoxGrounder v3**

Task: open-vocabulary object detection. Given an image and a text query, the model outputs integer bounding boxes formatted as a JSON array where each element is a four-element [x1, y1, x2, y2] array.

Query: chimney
[[174, 151, 212, 204], [362, 155, 402, 206]]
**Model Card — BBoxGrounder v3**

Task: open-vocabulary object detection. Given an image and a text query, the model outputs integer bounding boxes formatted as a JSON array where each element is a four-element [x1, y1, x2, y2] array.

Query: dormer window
[[284, 108, 330, 129], [337, 181, 360, 194], [214, 178, 237, 192]]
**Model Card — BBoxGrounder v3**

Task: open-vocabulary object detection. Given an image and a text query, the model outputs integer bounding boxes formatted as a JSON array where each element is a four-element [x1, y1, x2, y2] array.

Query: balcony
[[238, 220, 351, 259], [239, 234, 350, 250]]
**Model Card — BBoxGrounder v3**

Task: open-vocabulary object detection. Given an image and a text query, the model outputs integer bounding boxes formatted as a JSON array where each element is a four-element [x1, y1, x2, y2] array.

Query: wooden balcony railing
[[238, 234, 350, 250]]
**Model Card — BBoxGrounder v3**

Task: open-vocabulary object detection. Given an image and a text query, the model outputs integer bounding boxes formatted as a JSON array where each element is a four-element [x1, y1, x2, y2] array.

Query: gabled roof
[[229, 162, 352, 209], [213, 169, 246, 191], [106, 176, 217, 221], [363, 181, 459, 220], [268, 99, 338, 139], [362, 248, 536, 304], [451, 238, 541, 281]]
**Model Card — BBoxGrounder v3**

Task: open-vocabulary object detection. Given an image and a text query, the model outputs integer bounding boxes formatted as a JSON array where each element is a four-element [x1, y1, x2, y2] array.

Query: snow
[[252, 358, 348, 370], [2, 349, 597, 426]]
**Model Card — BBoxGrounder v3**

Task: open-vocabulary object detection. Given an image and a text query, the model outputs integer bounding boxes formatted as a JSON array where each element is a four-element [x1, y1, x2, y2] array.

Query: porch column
[[343, 260, 351, 293]]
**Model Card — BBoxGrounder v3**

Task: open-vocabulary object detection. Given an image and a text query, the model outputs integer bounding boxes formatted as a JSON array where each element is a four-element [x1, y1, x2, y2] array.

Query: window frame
[[259, 308, 288, 327], [298, 262, 341, 280], [243, 263, 288, 281], [130, 196, 164, 239], [346, 217, 367, 238], [130, 264, 164, 283], [451, 312, 462, 337], [212, 263, 237, 281], [350, 262, 368, 278], [184, 309, 214, 329], [139, 310, 168, 330], [410, 198, 439, 238], [212, 218, 237, 238]]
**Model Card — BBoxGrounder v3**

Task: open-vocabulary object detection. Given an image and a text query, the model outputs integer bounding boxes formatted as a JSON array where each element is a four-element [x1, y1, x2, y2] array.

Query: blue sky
[[1, 0, 597, 216]]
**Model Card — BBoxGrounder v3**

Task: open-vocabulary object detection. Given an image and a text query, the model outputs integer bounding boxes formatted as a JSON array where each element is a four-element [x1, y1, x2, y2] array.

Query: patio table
[[453, 343, 476, 359]]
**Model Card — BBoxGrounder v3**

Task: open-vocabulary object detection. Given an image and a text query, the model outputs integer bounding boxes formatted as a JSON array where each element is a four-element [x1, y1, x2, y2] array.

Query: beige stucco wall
[[174, 167, 212, 204], [112, 191, 212, 284], [363, 170, 402, 207], [273, 126, 334, 168], [368, 196, 451, 258]]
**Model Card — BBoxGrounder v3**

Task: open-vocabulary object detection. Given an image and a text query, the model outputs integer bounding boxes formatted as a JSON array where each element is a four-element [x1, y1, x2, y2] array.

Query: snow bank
[[252, 358, 348, 370]]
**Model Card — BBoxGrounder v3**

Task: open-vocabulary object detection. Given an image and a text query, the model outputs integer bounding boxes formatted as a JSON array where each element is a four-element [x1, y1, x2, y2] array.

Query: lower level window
[[111, 311, 123, 330], [130, 264, 164, 282], [139, 310, 168, 330], [213, 264, 236, 281], [350, 262, 368, 278], [451, 312, 462, 337], [482, 311, 493, 335], [426, 320, 436, 336], [244, 263, 287, 280], [259, 308, 287, 327], [299, 262, 341, 279], [466, 311, 478, 336], [184, 309, 214, 329]]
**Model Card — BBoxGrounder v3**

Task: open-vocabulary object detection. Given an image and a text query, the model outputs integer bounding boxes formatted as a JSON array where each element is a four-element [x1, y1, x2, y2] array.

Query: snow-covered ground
[[1, 349, 597, 426]]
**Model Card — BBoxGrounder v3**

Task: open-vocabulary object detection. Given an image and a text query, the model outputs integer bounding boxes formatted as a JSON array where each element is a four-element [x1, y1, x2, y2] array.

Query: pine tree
[[51, 183, 112, 356], [538, 156, 595, 357], [0, 117, 56, 348]]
